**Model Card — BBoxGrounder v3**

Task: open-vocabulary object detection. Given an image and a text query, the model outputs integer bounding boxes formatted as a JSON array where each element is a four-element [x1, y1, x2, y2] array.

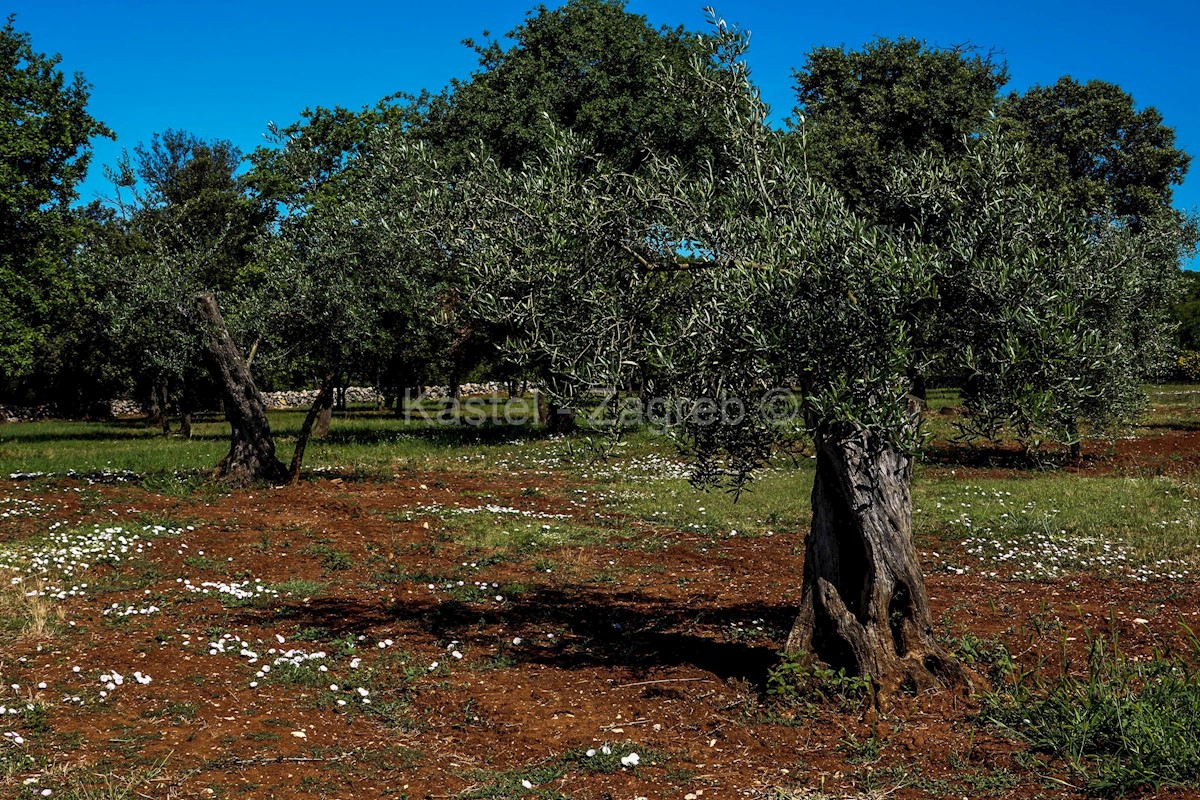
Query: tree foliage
[[419, 0, 724, 173], [0, 16, 112, 391], [1001, 77, 1190, 225], [90, 132, 267, 403], [793, 36, 1007, 216], [377, 14, 1180, 688]]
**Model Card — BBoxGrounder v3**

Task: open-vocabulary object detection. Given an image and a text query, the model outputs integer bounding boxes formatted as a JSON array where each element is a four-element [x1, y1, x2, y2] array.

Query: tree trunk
[[158, 381, 171, 436], [195, 293, 287, 488], [786, 423, 965, 696], [397, 384, 420, 418], [535, 389, 574, 433], [1067, 418, 1082, 462], [146, 383, 163, 430], [176, 386, 193, 440], [909, 372, 927, 411], [313, 386, 334, 439], [290, 374, 336, 485]]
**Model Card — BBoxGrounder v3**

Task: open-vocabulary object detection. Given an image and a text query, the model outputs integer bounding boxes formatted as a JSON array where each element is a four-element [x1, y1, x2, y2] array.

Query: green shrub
[[1178, 350, 1200, 382]]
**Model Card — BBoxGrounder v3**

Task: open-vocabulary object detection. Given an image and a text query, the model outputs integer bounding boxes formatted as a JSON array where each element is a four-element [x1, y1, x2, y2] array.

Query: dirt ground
[[3, 440, 1200, 799]]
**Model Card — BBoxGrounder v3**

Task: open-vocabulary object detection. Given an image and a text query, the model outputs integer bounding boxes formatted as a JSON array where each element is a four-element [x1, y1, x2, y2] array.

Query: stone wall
[[0, 404, 54, 423], [1, 383, 519, 422]]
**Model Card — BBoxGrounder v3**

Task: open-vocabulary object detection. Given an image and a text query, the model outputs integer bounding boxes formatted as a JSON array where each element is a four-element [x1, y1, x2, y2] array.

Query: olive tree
[[87, 135, 285, 486], [381, 18, 1173, 693]]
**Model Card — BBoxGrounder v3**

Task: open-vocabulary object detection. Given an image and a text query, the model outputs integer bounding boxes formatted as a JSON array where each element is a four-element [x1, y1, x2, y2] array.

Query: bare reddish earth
[[2, 465, 1199, 799]]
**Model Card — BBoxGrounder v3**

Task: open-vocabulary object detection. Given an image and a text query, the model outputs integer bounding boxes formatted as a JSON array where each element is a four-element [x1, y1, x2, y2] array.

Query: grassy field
[[3, 386, 1200, 798]]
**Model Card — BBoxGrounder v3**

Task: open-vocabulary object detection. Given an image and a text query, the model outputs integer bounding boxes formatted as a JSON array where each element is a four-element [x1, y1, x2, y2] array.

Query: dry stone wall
[[2, 383, 516, 422]]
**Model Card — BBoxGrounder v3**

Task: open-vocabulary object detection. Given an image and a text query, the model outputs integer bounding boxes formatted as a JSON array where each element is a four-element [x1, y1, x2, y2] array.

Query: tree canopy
[[792, 36, 1008, 216], [418, 0, 725, 173], [1001, 76, 1191, 226], [358, 16, 1182, 690], [0, 16, 112, 392]]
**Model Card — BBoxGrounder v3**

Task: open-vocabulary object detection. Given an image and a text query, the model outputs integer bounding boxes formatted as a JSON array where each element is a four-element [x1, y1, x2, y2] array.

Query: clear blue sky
[[9, 0, 1199, 264]]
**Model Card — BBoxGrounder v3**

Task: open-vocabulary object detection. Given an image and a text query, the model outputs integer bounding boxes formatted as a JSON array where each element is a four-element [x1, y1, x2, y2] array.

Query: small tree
[[249, 104, 459, 474], [87, 133, 285, 486]]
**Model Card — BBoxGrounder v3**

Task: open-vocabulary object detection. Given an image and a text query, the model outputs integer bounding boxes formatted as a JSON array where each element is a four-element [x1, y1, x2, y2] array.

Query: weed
[[766, 651, 871, 711], [306, 544, 353, 571], [838, 729, 885, 764], [984, 629, 1200, 795]]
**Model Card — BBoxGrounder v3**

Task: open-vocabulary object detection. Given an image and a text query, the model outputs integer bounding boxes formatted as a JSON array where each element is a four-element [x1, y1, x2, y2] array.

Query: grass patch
[[456, 741, 660, 799], [985, 631, 1200, 796], [597, 464, 813, 543], [914, 474, 1200, 580]]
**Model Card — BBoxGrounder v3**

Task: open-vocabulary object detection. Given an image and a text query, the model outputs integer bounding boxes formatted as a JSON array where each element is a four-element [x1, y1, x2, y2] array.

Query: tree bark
[[314, 400, 333, 438], [158, 381, 171, 436], [290, 374, 336, 485], [195, 293, 287, 488], [534, 389, 575, 433], [146, 383, 163, 430], [176, 386, 192, 440], [786, 422, 965, 696]]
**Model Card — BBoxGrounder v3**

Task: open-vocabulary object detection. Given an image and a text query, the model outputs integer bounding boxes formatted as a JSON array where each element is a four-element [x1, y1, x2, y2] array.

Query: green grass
[[597, 465, 814, 542], [985, 632, 1200, 796], [913, 473, 1200, 579], [0, 406, 558, 479], [455, 741, 661, 799]]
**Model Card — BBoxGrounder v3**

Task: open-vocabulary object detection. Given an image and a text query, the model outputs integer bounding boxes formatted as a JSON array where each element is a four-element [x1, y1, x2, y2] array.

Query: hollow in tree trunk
[[195, 293, 287, 488], [786, 422, 966, 696]]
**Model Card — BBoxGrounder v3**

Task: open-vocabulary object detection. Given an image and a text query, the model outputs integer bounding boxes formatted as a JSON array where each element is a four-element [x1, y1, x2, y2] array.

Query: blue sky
[[9, 0, 1199, 264]]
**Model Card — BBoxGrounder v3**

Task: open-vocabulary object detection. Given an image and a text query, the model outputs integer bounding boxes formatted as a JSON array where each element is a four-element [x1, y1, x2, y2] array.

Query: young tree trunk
[[195, 293, 287, 488], [146, 383, 163, 430], [397, 384, 420, 418], [534, 389, 575, 433], [158, 380, 171, 436], [1066, 418, 1082, 462], [786, 422, 966, 696], [290, 374, 336, 485], [313, 386, 334, 439], [176, 386, 192, 440]]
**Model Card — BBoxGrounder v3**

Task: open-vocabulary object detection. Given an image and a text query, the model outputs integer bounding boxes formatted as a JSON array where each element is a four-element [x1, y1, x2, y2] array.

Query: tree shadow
[[919, 442, 1074, 471], [232, 585, 788, 690]]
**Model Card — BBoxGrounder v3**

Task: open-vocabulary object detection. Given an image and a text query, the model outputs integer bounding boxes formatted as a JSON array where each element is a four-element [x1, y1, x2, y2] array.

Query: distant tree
[[253, 158, 452, 480], [1001, 77, 1190, 227], [249, 103, 459, 468], [1173, 271, 1200, 353], [792, 36, 1007, 216], [1001, 78, 1196, 390], [0, 16, 112, 395], [420, 0, 724, 174]]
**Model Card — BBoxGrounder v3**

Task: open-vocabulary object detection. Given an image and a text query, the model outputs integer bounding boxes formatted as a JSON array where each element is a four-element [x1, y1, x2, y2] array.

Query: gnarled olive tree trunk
[[786, 422, 965, 695], [195, 293, 287, 487]]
